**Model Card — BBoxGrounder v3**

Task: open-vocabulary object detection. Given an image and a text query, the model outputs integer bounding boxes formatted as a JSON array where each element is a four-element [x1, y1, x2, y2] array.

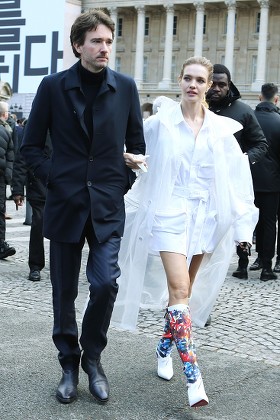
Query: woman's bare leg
[[160, 251, 190, 305]]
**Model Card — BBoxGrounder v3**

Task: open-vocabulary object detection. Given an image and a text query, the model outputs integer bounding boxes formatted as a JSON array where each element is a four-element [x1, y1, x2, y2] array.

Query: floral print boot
[[167, 304, 209, 407]]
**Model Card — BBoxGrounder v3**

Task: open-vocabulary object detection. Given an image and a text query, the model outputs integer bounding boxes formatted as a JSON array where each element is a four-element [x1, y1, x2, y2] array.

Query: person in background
[[206, 64, 267, 284], [15, 118, 26, 149], [273, 104, 280, 273], [0, 101, 16, 259], [249, 83, 280, 280], [7, 112, 18, 153], [12, 129, 51, 282], [112, 56, 258, 409], [274, 206, 280, 273], [4, 112, 18, 219], [21, 9, 145, 405]]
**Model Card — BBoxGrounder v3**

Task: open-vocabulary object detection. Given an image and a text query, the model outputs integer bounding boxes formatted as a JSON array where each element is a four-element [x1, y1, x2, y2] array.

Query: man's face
[[0, 107, 8, 121], [207, 73, 230, 103], [74, 24, 113, 73]]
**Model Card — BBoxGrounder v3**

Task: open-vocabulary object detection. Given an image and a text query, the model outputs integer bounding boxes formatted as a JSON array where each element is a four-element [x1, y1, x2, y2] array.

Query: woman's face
[[179, 63, 212, 104]]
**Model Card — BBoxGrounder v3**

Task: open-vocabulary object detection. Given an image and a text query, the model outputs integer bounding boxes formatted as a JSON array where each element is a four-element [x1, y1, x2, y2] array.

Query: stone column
[[158, 4, 174, 89], [108, 7, 117, 70], [251, 0, 270, 91], [134, 5, 145, 88], [224, 0, 236, 74], [193, 1, 205, 56]]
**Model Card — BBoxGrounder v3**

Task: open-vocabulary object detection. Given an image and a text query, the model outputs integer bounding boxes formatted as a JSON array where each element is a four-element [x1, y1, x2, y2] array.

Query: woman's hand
[[123, 153, 149, 172]]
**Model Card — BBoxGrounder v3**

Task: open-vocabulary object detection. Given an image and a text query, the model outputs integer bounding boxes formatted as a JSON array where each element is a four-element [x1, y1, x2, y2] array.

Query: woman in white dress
[[114, 56, 258, 409]]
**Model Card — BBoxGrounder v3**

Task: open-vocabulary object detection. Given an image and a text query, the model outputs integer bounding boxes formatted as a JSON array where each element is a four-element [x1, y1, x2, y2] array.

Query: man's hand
[[123, 153, 149, 172], [239, 242, 252, 256], [13, 195, 25, 209]]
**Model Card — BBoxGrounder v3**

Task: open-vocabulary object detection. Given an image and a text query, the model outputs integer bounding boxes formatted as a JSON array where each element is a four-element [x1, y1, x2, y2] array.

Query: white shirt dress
[[151, 116, 217, 256]]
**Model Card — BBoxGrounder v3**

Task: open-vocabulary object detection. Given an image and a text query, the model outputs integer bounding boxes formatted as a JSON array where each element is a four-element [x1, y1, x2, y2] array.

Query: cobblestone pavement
[[1, 200, 280, 368]]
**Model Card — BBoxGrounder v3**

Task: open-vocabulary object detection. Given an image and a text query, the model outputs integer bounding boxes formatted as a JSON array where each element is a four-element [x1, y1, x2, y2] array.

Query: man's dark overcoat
[[251, 101, 280, 191], [21, 62, 145, 243]]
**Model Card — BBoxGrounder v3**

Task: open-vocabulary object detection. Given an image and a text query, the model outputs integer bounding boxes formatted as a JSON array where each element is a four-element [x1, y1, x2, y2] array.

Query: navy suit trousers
[[50, 218, 121, 370]]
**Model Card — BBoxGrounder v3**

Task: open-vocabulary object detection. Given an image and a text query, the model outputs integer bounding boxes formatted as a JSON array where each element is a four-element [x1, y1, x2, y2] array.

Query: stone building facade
[[6, 0, 280, 117], [81, 0, 280, 116]]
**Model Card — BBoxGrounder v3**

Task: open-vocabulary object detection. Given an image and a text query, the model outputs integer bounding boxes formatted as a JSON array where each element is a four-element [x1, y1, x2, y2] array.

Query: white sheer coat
[[111, 102, 258, 330]]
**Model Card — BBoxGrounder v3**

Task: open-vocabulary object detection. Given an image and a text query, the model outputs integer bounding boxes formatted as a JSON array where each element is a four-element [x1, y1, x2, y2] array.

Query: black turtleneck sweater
[[79, 62, 105, 140]]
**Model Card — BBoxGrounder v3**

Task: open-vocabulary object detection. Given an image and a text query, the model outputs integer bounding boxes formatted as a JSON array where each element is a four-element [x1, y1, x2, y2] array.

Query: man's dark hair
[[261, 83, 278, 101], [213, 64, 232, 83], [70, 9, 115, 58]]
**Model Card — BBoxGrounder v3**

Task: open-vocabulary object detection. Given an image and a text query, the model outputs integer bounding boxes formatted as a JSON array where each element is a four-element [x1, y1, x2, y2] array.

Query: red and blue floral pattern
[[167, 306, 200, 384], [157, 314, 174, 358]]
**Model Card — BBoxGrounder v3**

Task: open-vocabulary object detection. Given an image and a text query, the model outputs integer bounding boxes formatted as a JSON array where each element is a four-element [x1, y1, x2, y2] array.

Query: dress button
[[89, 156, 93, 162], [87, 181, 92, 187]]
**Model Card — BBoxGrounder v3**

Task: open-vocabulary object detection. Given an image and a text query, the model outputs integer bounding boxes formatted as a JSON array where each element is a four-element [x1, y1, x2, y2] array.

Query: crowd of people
[[1, 7, 280, 413]]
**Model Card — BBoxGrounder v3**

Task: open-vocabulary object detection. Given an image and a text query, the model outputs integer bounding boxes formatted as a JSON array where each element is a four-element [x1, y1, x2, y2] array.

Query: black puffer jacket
[[0, 121, 14, 184], [251, 101, 280, 192], [207, 82, 268, 165]]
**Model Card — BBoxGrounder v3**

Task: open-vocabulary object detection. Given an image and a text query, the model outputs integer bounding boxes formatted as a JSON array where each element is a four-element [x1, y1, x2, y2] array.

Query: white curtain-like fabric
[[111, 102, 258, 330]]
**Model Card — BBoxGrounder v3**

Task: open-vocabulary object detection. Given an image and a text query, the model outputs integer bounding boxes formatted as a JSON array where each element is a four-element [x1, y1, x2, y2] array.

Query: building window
[[255, 12, 260, 33], [143, 56, 148, 82], [224, 13, 237, 34], [145, 17, 149, 36], [117, 18, 123, 37], [173, 16, 177, 36], [203, 14, 207, 35], [251, 55, 257, 82], [115, 57, 121, 73]]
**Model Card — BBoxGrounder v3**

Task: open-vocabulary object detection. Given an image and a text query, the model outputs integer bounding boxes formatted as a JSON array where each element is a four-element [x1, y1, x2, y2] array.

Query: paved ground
[[1, 199, 280, 419]]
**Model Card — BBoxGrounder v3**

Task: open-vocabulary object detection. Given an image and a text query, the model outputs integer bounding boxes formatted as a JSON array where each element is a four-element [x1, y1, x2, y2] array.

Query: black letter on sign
[[12, 53, 20, 93], [51, 31, 63, 74], [0, 0, 21, 9], [24, 35, 48, 76]]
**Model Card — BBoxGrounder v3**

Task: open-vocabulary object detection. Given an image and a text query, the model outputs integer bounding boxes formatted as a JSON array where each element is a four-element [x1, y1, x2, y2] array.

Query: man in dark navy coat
[[21, 9, 145, 404]]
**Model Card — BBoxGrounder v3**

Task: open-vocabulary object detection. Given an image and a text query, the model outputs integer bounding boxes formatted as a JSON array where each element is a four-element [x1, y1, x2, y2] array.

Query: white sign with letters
[[0, 0, 65, 93]]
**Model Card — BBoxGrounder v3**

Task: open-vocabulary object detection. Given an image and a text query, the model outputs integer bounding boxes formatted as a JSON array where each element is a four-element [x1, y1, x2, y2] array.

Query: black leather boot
[[81, 355, 109, 403], [56, 369, 79, 404], [260, 268, 277, 281], [0, 240, 16, 259], [232, 266, 248, 279]]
